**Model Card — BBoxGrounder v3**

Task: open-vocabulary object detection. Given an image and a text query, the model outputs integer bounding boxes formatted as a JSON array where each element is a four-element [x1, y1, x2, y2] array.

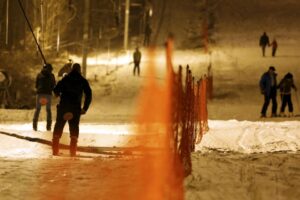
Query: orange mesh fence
[[196, 77, 209, 144], [132, 36, 211, 198], [173, 66, 209, 176]]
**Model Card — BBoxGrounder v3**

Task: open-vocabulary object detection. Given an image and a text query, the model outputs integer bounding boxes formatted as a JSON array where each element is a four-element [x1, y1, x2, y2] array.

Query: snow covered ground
[[1, 119, 300, 158]]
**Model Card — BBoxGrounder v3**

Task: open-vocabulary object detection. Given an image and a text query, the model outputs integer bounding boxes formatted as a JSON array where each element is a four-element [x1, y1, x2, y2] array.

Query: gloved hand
[[81, 108, 86, 115]]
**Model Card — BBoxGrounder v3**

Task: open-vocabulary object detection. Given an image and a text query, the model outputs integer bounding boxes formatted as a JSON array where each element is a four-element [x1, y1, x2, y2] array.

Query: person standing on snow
[[133, 47, 142, 76], [259, 66, 278, 118], [278, 72, 297, 117], [52, 63, 92, 156], [270, 38, 278, 57], [259, 32, 270, 57], [33, 63, 56, 131]]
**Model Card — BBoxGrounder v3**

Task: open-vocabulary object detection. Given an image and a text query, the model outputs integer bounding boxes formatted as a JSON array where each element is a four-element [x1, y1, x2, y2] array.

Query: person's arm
[[259, 37, 262, 46], [53, 80, 62, 97], [259, 74, 266, 94], [292, 79, 297, 91], [35, 74, 39, 90], [51, 74, 56, 89], [82, 79, 92, 114], [277, 79, 283, 89]]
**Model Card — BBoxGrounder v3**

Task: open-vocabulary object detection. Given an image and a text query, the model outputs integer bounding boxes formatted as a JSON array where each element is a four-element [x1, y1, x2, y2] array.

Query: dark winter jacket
[[259, 33, 270, 47], [54, 70, 92, 111], [278, 73, 296, 94], [36, 68, 56, 95], [259, 72, 277, 97], [133, 50, 141, 63]]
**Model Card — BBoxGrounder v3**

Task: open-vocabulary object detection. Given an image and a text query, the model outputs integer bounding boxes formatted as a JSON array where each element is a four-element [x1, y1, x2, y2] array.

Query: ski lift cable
[[17, 0, 47, 64]]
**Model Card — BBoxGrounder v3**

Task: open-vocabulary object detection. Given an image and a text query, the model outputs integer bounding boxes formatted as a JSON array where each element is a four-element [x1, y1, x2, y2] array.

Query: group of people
[[33, 62, 92, 156], [259, 32, 278, 57], [260, 66, 297, 118], [33, 47, 144, 157]]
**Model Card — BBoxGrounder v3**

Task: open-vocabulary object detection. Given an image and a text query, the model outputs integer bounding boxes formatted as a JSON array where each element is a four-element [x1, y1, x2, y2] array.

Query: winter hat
[[72, 63, 81, 73], [285, 72, 293, 79], [43, 63, 53, 71], [269, 66, 276, 71]]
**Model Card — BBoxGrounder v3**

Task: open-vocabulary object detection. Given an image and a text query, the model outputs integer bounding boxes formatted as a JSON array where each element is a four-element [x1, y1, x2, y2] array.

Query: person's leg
[[271, 94, 278, 116], [45, 95, 52, 131], [272, 48, 276, 57], [287, 94, 294, 115], [33, 95, 42, 131], [261, 95, 270, 117], [133, 63, 137, 75], [68, 110, 80, 156], [262, 46, 266, 57], [52, 106, 67, 155], [137, 63, 140, 76], [280, 95, 287, 114]]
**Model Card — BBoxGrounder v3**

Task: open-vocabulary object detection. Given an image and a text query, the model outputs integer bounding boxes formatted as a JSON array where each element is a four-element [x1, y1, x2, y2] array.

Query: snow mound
[[196, 120, 300, 153]]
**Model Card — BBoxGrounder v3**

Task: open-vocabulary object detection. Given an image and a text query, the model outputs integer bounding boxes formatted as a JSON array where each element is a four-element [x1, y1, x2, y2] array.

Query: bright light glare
[[70, 53, 131, 67], [69, 49, 210, 69], [0, 123, 133, 135], [149, 9, 153, 17], [80, 124, 132, 135]]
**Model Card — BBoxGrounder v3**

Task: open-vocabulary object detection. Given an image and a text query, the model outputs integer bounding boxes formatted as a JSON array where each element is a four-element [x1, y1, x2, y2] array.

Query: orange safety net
[[133, 35, 210, 198], [172, 66, 209, 176], [134, 38, 184, 200], [196, 77, 209, 144]]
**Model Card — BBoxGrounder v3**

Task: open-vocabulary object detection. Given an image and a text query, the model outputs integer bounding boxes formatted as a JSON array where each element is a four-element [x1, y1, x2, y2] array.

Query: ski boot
[[33, 121, 37, 131], [260, 113, 267, 118], [52, 136, 60, 156], [271, 113, 277, 118], [46, 120, 52, 131], [279, 112, 286, 117], [70, 136, 78, 157]]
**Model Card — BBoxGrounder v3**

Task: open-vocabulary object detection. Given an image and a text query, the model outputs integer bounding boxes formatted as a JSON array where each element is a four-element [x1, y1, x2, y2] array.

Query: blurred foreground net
[[134, 37, 209, 199]]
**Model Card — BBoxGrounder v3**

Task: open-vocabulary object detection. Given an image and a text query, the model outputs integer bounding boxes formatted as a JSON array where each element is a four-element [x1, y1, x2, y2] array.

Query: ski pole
[[17, 0, 47, 64]]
